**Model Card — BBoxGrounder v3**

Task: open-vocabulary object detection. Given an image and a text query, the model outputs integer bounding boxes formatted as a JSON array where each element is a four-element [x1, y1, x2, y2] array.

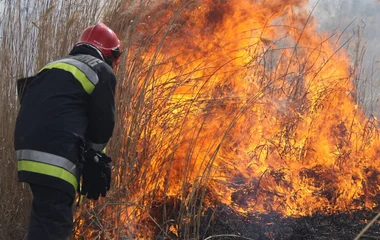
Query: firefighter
[[14, 23, 122, 240]]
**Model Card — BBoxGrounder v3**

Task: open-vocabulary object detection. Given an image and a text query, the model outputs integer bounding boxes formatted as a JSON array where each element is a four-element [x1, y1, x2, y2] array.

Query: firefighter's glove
[[80, 149, 112, 200]]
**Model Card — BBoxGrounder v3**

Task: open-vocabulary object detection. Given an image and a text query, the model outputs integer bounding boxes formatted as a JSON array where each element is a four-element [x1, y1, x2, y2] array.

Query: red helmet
[[77, 23, 121, 66]]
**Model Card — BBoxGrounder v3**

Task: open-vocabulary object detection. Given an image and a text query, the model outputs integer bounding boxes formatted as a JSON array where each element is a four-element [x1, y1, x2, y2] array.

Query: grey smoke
[[309, 0, 380, 116]]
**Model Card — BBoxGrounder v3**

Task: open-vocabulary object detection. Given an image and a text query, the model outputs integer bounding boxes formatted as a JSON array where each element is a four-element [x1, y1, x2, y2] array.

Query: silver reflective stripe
[[90, 142, 107, 152], [16, 149, 80, 178], [51, 58, 99, 85]]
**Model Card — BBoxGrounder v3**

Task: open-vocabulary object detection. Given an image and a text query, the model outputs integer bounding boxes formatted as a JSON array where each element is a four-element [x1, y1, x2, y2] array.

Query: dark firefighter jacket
[[14, 45, 116, 198]]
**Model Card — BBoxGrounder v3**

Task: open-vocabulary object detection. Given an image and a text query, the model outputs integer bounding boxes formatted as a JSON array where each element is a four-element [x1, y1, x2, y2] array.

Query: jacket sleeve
[[16, 76, 36, 105], [86, 66, 117, 151]]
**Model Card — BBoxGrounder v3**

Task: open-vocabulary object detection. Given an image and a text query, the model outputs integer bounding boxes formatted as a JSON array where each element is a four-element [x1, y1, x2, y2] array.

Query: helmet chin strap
[[105, 57, 113, 68], [75, 43, 105, 62]]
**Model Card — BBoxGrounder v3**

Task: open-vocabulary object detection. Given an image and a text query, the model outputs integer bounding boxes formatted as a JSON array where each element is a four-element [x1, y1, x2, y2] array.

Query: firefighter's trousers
[[26, 184, 74, 240]]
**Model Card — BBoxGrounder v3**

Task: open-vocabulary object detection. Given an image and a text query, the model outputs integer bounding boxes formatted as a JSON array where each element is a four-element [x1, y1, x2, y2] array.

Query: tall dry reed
[[0, 0, 376, 240]]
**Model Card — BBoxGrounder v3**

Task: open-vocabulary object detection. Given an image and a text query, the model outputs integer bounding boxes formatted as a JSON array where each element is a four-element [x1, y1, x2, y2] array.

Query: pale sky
[[309, 0, 380, 115], [310, 0, 380, 66]]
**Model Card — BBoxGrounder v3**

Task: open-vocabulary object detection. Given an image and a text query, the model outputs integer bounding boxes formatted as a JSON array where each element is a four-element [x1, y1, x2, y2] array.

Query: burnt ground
[[147, 200, 380, 240], [197, 204, 380, 240]]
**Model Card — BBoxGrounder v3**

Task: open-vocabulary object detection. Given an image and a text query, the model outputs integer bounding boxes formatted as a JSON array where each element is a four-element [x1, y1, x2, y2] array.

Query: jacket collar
[[69, 45, 104, 61]]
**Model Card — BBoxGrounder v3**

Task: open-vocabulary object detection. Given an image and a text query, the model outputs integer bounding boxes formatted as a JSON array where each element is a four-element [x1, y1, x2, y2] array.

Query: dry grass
[[0, 0, 378, 240]]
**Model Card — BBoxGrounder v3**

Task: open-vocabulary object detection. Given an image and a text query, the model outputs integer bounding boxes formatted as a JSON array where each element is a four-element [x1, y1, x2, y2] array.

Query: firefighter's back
[[15, 66, 88, 163]]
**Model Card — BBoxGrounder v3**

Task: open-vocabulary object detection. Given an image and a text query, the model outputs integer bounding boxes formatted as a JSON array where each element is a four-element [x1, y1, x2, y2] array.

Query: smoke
[[309, 0, 380, 66], [309, 0, 380, 116]]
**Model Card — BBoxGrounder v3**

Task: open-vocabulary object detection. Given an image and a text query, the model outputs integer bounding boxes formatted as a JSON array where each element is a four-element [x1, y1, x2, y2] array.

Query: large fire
[[76, 0, 380, 238]]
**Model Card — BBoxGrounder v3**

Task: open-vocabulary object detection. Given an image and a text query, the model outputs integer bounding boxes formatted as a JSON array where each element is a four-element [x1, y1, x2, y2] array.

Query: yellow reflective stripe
[[18, 160, 78, 191], [41, 62, 95, 94], [16, 149, 79, 177], [52, 58, 99, 85]]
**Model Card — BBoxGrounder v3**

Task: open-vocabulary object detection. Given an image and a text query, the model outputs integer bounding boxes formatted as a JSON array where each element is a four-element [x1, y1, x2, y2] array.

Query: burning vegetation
[[74, 0, 380, 239]]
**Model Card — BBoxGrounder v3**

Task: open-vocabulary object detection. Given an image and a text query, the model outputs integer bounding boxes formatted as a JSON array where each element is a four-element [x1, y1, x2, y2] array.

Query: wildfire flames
[[77, 0, 380, 238]]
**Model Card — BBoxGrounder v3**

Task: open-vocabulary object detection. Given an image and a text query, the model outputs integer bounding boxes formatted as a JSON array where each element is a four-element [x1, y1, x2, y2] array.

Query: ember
[[74, 0, 380, 239]]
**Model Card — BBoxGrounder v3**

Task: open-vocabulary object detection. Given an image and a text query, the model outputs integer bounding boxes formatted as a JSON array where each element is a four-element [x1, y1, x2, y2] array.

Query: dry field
[[1, 1, 379, 239]]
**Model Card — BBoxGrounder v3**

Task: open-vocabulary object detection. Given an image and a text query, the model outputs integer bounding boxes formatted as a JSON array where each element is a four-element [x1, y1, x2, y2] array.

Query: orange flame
[[76, 0, 380, 238], [129, 0, 380, 214]]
